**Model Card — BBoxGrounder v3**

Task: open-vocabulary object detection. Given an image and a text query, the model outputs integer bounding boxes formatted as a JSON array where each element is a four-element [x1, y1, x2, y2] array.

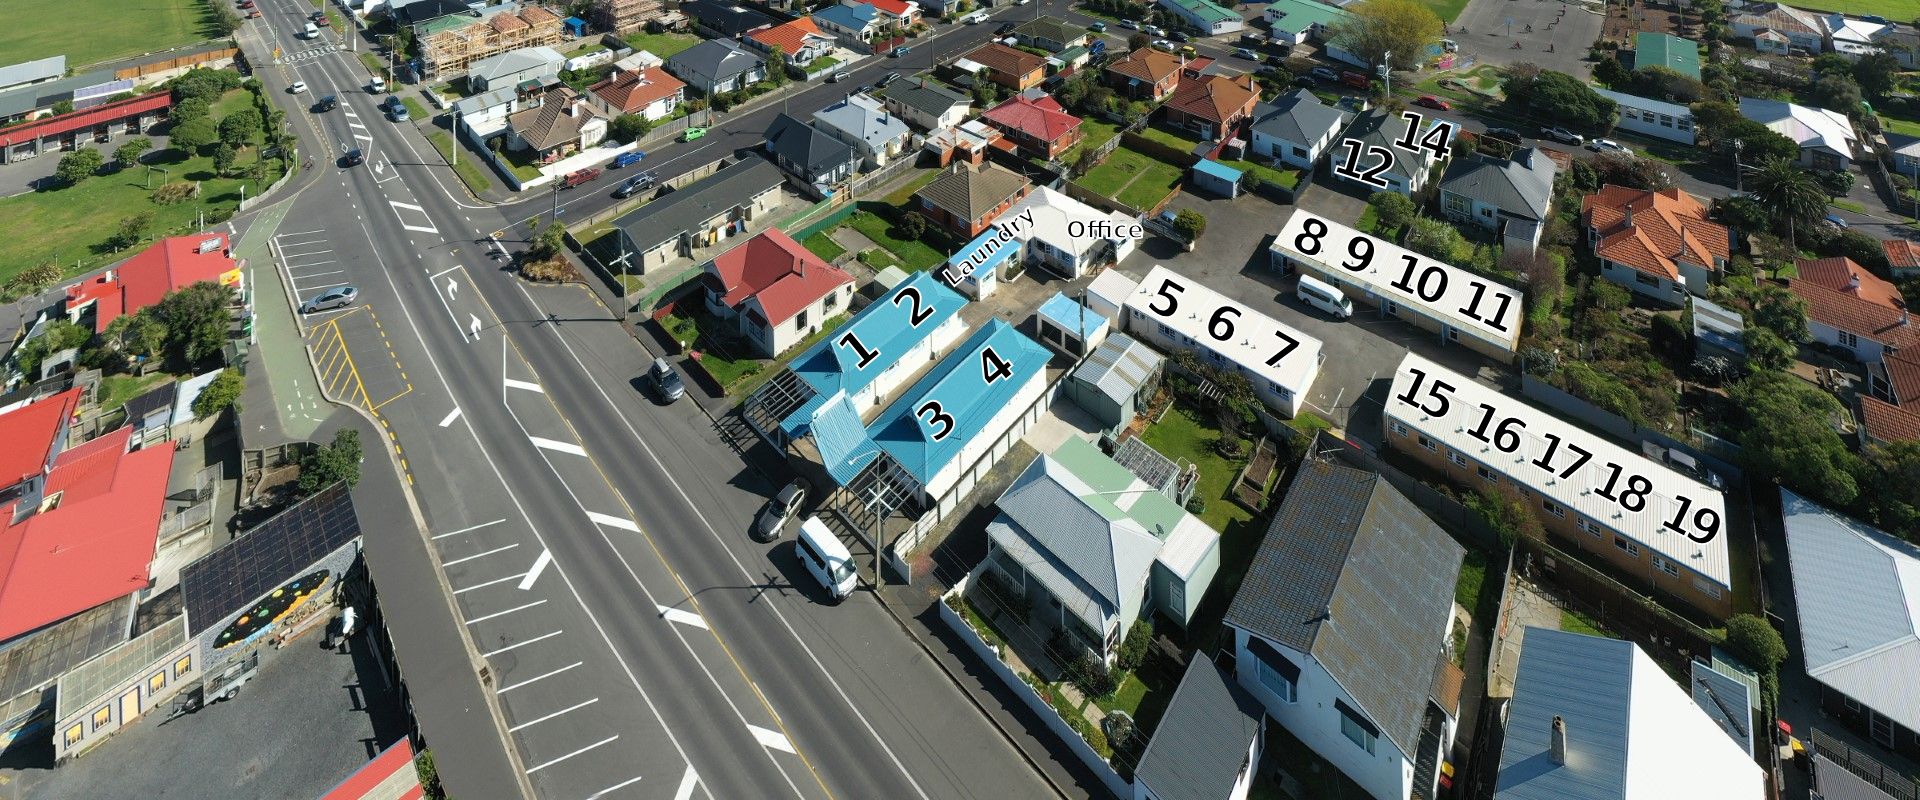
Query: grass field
[[427, 131, 495, 196], [617, 32, 701, 60], [801, 231, 845, 261], [0, 0, 222, 70], [845, 209, 948, 271], [1788, 0, 1911, 18], [1076, 147, 1184, 212], [401, 98, 430, 122], [1422, 0, 1471, 23], [1882, 115, 1920, 139]]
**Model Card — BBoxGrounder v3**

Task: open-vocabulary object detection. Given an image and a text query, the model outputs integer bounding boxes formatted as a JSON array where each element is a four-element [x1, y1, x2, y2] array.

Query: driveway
[[1451, 0, 1604, 77]]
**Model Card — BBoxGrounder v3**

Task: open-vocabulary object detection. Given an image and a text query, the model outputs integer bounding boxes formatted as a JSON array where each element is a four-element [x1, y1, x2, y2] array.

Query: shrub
[[55, 148, 104, 185], [153, 181, 200, 205], [1116, 620, 1154, 672], [192, 368, 245, 419], [1214, 434, 1245, 458], [521, 257, 576, 282], [1185, 496, 1206, 514], [1065, 651, 1117, 698], [298, 428, 363, 494]]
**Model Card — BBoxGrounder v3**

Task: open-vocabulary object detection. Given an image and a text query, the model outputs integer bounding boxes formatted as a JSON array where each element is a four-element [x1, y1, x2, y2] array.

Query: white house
[[1123, 265, 1324, 417], [466, 46, 566, 93], [453, 80, 550, 144], [1592, 87, 1696, 145], [1786, 256, 1920, 363], [1262, 0, 1347, 47], [700, 229, 856, 357], [811, 93, 911, 169], [875, 79, 970, 131], [1248, 89, 1351, 169], [1740, 97, 1858, 170], [1002, 186, 1141, 279], [1157, 0, 1245, 36]]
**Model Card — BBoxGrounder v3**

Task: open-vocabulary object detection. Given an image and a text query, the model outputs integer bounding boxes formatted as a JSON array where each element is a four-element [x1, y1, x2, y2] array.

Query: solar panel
[[180, 484, 360, 637]]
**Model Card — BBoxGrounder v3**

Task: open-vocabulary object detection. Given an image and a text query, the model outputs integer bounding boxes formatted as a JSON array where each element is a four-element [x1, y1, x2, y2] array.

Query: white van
[[302, 22, 319, 39], [368, 76, 386, 93], [795, 516, 857, 602], [1297, 274, 1353, 319]]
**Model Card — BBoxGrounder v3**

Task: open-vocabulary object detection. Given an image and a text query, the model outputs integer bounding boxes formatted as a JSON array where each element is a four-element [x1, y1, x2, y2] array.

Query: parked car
[[342, 147, 363, 166], [964, 12, 984, 23], [1119, 19, 1139, 29], [1413, 94, 1450, 110], [309, 10, 324, 19], [1340, 70, 1370, 89], [289, 81, 308, 94], [246, 9, 260, 17], [1144, 24, 1165, 36], [314, 14, 330, 25], [831, 71, 850, 82], [1291, 75, 1314, 87], [1543, 125, 1583, 145], [1824, 213, 1850, 228], [999, 36, 1018, 46], [1586, 138, 1630, 154], [1234, 47, 1258, 60], [562, 167, 602, 188], [314, 95, 337, 112], [1172, 31, 1191, 42], [752, 478, 812, 541], [237, 0, 252, 7], [650, 357, 685, 403], [683, 126, 707, 141], [610, 150, 646, 169], [1151, 39, 1173, 51], [369, 76, 386, 93], [301, 286, 358, 313], [613, 172, 654, 198], [1266, 54, 1288, 66], [387, 100, 409, 122], [997, 21, 1017, 34], [878, 71, 900, 87], [1482, 127, 1522, 143], [1089, 21, 1106, 32], [1310, 66, 1339, 81]]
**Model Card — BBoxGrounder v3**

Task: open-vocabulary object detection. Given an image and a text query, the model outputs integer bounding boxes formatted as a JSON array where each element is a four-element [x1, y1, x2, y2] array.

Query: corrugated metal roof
[[1071, 333, 1162, 411], [1690, 659, 1754, 755], [1813, 754, 1901, 800], [1037, 292, 1104, 339], [789, 270, 967, 403], [1192, 158, 1243, 183], [868, 319, 1051, 484], [1133, 660, 1264, 800], [55, 615, 185, 720]]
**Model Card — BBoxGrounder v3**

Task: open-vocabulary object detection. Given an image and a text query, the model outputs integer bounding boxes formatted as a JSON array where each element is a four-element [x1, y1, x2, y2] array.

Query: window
[[1838, 331, 1860, 349], [1654, 555, 1678, 576], [1541, 500, 1564, 518], [1693, 577, 1723, 598], [1291, 146, 1308, 158], [1391, 421, 1408, 437], [91, 705, 111, 731], [1478, 466, 1497, 481], [64, 723, 83, 748], [1621, 108, 1638, 121], [1634, 272, 1660, 287], [1659, 114, 1675, 127], [1418, 434, 1437, 452], [1268, 381, 1284, 395], [1336, 699, 1378, 755], [1448, 450, 1467, 467], [147, 671, 166, 693], [795, 309, 809, 330], [824, 290, 840, 310], [1444, 192, 1471, 217], [173, 654, 192, 679], [1614, 536, 1640, 557], [1157, 322, 1174, 338], [1845, 695, 1862, 712], [1577, 517, 1595, 535]]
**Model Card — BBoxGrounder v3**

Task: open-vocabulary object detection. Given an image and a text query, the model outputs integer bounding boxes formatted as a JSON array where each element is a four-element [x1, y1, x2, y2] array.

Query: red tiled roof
[[982, 94, 1082, 144], [1786, 277, 1920, 350], [1105, 48, 1181, 85], [704, 229, 853, 327], [965, 44, 1043, 79], [1797, 257, 1905, 310], [518, 4, 560, 24], [490, 12, 529, 32], [1884, 239, 1920, 272], [0, 388, 80, 488], [1180, 56, 1216, 76], [1581, 185, 1729, 281], [865, 0, 916, 17], [66, 232, 242, 333], [0, 427, 172, 641], [1862, 396, 1920, 445], [588, 66, 685, 114], [0, 92, 172, 148], [1164, 73, 1258, 126], [319, 739, 424, 800], [1883, 350, 1920, 406], [750, 17, 827, 55]]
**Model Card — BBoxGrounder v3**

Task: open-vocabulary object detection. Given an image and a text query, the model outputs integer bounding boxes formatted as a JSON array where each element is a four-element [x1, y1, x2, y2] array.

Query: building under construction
[[420, 4, 566, 80], [591, 0, 664, 34]]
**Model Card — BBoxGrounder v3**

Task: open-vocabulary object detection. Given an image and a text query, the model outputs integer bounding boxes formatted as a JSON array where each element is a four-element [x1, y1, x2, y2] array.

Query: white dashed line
[[463, 599, 546, 625], [442, 543, 520, 566], [496, 661, 583, 694], [479, 630, 563, 658]]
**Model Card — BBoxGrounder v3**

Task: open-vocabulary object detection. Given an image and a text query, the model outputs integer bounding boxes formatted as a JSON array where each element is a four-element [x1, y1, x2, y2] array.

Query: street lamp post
[[1732, 139, 1742, 194], [1379, 50, 1391, 96]]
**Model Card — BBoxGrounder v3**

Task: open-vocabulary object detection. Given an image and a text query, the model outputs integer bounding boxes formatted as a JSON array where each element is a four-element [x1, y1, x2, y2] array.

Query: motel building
[[1116, 265, 1326, 418]]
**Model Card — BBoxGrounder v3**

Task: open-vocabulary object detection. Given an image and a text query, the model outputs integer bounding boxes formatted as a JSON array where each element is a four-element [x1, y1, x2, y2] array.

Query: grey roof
[[1013, 16, 1087, 46], [990, 454, 1162, 631], [468, 46, 565, 86], [453, 83, 526, 116], [1339, 108, 1408, 155], [1249, 89, 1350, 149], [0, 599, 131, 704], [1813, 754, 1901, 800], [682, 0, 775, 36], [1690, 659, 1754, 756], [1133, 660, 1265, 800], [1071, 333, 1161, 409], [1780, 487, 1920, 733], [764, 113, 857, 175], [1223, 459, 1464, 756], [1496, 628, 1635, 800], [665, 39, 764, 85], [1440, 147, 1557, 221], [916, 162, 1031, 222], [812, 94, 908, 151], [877, 80, 970, 120], [0, 68, 117, 119], [53, 615, 184, 721], [0, 56, 63, 92], [615, 158, 785, 251]]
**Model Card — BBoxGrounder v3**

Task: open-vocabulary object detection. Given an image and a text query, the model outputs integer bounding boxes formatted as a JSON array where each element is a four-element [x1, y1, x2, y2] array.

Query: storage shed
[[1034, 292, 1109, 356], [1066, 333, 1164, 435]]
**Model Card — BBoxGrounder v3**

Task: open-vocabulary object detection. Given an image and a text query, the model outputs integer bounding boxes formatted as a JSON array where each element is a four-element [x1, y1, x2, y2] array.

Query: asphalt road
[[244, 3, 1066, 799]]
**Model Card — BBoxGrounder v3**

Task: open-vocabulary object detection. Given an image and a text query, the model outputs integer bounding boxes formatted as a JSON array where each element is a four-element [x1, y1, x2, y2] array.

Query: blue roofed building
[[813, 3, 883, 42], [940, 223, 1025, 300], [1190, 158, 1244, 198], [1034, 292, 1109, 356]]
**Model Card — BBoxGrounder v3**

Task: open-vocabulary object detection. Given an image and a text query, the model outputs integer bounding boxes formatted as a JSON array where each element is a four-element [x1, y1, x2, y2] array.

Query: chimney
[[1846, 271, 1862, 294], [1622, 205, 1634, 229], [1550, 716, 1568, 765]]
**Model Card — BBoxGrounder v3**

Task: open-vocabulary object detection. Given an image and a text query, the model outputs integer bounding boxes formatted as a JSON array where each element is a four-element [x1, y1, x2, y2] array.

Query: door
[[119, 688, 140, 726], [1871, 711, 1896, 748]]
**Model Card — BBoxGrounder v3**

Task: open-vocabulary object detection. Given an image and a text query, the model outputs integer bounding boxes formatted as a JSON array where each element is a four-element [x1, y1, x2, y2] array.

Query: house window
[[1634, 273, 1660, 287], [1654, 555, 1678, 576], [1693, 577, 1723, 598], [1614, 536, 1640, 557], [1249, 639, 1300, 703], [1622, 108, 1638, 121], [173, 655, 192, 679], [1659, 114, 1674, 127], [1158, 322, 1174, 338], [795, 309, 809, 331], [1418, 434, 1437, 452], [824, 290, 840, 310], [1578, 517, 1600, 536], [64, 723, 83, 748], [1336, 699, 1379, 755], [1391, 421, 1408, 437], [1268, 381, 1284, 395], [1541, 500, 1565, 518], [1478, 465, 1497, 481], [148, 671, 166, 693], [1838, 331, 1860, 349], [1845, 695, 1862, 712], [91, 705, 111, 731], [1291, 146, 1308, 158], [1448, 450, 1467, 467], [1444, 192, 1471, 217]]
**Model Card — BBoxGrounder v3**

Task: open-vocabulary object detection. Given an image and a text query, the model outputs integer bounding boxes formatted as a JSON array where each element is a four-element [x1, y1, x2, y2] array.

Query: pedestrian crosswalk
[[283, 45, 337, 63]]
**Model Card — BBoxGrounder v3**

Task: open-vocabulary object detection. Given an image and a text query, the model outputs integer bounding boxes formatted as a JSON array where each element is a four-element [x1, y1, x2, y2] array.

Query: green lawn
[[1217, 158, 1298, 189], [618, 32, 701, 59], [1077, 147, 1184, 212], [1355, 204, 1381, 234], [0, 0, 222, 69], [845, 209, 948, 271], [427, 131, 495, 195], [1789, 0, 1912, 16], [1456, 548, 1487, 610], [857, 248, 905, 271], [1561, 608, 1615, 638], [1062, 118, 1122, 164], [565, 41, 609, 58], [884, 170, 941, 206], [1421, 0, 1472, 23], [1140, 403, 1254, 533], [1883, 116, 1920, 138], [1133, 124, 1201, 152], [490, 143, 545, 181], [97, 373, 171, 413], [807, 55, 843, 73], [802, 231, 846, 261], [1831, 199, 1867, 214], [359, 52, 391, 82], [401, 98, 431, 122]]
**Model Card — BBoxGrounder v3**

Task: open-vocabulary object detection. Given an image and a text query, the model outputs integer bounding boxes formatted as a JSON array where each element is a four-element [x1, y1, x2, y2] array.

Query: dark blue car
[[611, 150, 646, 169]]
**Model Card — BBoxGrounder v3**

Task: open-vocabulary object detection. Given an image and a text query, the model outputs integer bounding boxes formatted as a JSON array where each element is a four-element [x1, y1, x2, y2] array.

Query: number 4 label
[[1393, 111, 1456, 160]]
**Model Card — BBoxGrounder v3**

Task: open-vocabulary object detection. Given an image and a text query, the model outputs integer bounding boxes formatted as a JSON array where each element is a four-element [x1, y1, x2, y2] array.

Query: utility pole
[[1380, 50, 1391, 96], [550, 182, 562, 225], [451, 108, 459, 166], [1732, 139, 1742, 193]]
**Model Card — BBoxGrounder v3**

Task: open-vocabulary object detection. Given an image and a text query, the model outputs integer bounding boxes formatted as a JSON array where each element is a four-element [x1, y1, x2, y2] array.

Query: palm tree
[[1744, 156, 1826, 242]]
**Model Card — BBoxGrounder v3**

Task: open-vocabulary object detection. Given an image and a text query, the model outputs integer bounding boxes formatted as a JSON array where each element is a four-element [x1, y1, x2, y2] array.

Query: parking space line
[[479, 630, 563, 658], [434, 518, 506, 539], [443, 543, 519, 567], [464, 599, 546, 626], [497, 661, 583, 694], [507, 697, 599, 732], [589, 775, 646, 798], [673, 767, 699, 800], [528, 437, 586, 456], [518, 549, 553, 590], [656, 606, 707, 631], [747, 725, 796, 754], [281, 229, 327, 236], [452, 572, 531, 595], [525, 735, 618, 774]]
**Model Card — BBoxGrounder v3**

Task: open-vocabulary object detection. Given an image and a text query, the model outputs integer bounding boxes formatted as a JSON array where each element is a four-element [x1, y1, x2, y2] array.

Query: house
[[1884, 27, 1920, 69], [417, 5, 565, 79], [506, 86, 608, 162], [1826, 13, 1891, 60], [587, 66, 685, 121], [981, 93, 1083, 161], [1752, 27, 1793, 54], [1133, 661, 1266, 800], [764, 113, 861, 190], [1384, 352, 1736, 619], [1123, 265, 1324, 417], [1591, 88, 1696, 145], [1492, 628, 1766, 800], [590, 0, 665, 35], [875, 79, 971, 131], [1162, 73, 1259, 141], [466, 46, 567, 93], [1886, 238, 1920, 279], [666, 39, 767, 96], [862, 0, 921, 30], [1002, 185, 1141, 279], [63, 233, 244, 333], [981, 435, 1221, 661], [1331, 109, 1442, 197], [747, 17, 836, 65], [1438, 146, 1557, 253], [607, 158, 786, 273], [1262, 0, 1348, 47], [1785, 257, 1919, 363], [1157, 0, 1245, 35], [454, 78, 557, 143], [1739, 97, 1858, 171], [682, 0, 775, 38], [1892, 135, 1920, 184], [914, 161, 1033, 238], [1064, 333, 1163, 434], [1581, 184, 1730, 304], [962, 44, 1046, 91], [700, 229, 855, 357], [812, 93, 911, 169], [812, 3, 883, 42], [1781, 488, 1920, 759], [922, 118, 1003, 167], [1105, 48, 1183, 101], [1730, 2, 1826, 51], [1011, 16, 1089, 53], [0, 91, 172, 165], [1631, 32, 1701, 79], [1248, 89, 1351, 168], [1225, 457, 1464, 800]]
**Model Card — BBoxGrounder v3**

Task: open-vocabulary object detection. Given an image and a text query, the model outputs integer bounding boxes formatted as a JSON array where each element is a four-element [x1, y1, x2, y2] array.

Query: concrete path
[[235, 200, 329, 441]]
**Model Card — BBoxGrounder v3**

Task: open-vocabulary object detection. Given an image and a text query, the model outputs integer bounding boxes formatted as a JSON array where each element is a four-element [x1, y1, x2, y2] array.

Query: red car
[[1414, 95, 1451, 111], [315, 15, 330, 25], [562, 168, 602, 189], [237, 0, 253, 7]]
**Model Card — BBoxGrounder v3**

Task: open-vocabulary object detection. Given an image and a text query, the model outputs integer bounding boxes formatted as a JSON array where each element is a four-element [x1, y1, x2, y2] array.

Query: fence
[[112, 46, 239, 81], [1515, 535, 1722, 665], [1812, 728, 1920, 800], [237, 163, 295, 211], [1519, 373, 1743, 480]]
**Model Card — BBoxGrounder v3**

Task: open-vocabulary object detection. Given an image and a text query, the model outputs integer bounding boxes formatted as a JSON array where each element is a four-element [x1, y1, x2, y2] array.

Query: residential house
[[1581, 184, 1730, 304], [1827, 13, 1892, 60], [1631, 32, 1701, 79], [813, 93, 911, 168], [1248, 88, 1351, 168], [700, 229, 855, 357], [1591, 88, 1696, 145], [682, 0, 775, 39], [466, 46, 567, 93], [590, 0, 665, 35], [1781, 488, 1920, 760], [962, 44, 1046, 91], [914, 161, 1033, 238], [454, 78, 557, 144], [506, 86, 608, 162], [1011, 16, 1089, 53], [1132, 661, 1266, 800], [1438, 146, 1557, 252], [1492, 628, 1766, 800], [862, 0, 921, 30], [747, 17, 836, 66], [1740, 97, 1858, 170], [1884, 27, 1920, 69], [1105, 47, 1183, 101], [63, 233, 244, 334], [1862, 349, 1920, 447], [981, 435, 1221, 660], [1003, 185, 1141, 279], [1730, 2, 1826, 51], [607, 158, 786, 273], [1886, 238, 1920, 279], [1752, 27, 1793, 54], [875, 79, 971, 131], [1786, 256, 1919, 363], [922, 118, 1003, 167], [1889, 134, 1920, 184], [813, 3, 883, 43], [1225, 457, 1464, 800], [587, 65, 686, 121], [1162, 73, 1258, 140], [1157, 0, 1245, 35], [1063, 333, 1163, 434], [1262, 0, 1348, 47], [0, 91, 171, 165], [763, 113, 860, 191], [1331, 109, 1442, 197], [417, 4, 565, 79], [981, 93, 1083, 161], [1122, 266, 1325, 416], [665, 39, 768, 96]]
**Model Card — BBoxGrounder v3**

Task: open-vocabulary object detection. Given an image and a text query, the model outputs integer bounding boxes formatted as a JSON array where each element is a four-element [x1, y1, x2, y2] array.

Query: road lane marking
[[656, 605, 708, 630], [673, 767, 699, 800], [479, 630, 563, 658], [496, 661, 583, 694], [463, 599, 546, 626], [428, 264, 463, 280], [438, 407, 462, 427], [747, 725, 796, 754], [508, 697, 600, 732], [442, 542, 519, 566], [453, 572, 530, 595], [518, 548, 553, 590], [432, 518, 504, 539], [503, 378, 544, 393], [585, 511, 640, 532], [528, 436, 586, 456], [588, 776, 646, 798], [525, 735, 619, 774]]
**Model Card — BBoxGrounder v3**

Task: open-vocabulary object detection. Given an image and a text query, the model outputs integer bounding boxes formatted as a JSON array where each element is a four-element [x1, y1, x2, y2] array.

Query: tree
[[1326, 0, 1442, 73], [1592, 54, 1630, 88], [608, 113, 652, 144], [1405, 216, 1469, 262], [109, 212, 154, 251], [54, 147, 104, 185], [10, 320, 92, 378], [1812, 74, 1863, 116], [1689, 100, 1743, 141], [171, 97, 211, 127], [1116, 620, 1154, 672], [528, 218, 567, 263], [1173, 208, 1206, 242], [1465, 482, 1545, 549], [170, 115, 219, 151], [1, 261, 62, 301], [149, 281, 235, 365], [1367, 191, 1415, 232], [103, 313, 168, 360], [1741, 327, 1796, 373], [1749, 282, 1810, 344], [218, 108, 262, 148], [765, 45, 788, 87], [113, 136, 152, 169], [1710, 196, 1768, 233], [1627, 65, 1706, 104], [898, 212, 929, 241], [1717, 119, 1799, 166], [1724, 614, 1787, 675], [192, 368, 245, 419], [1745, 157, 1827, 239], [298, 428, 364, 494], [213, 142, 237, 176], [1730, 369, 1862, 505], [1853, 52, 1900, 101], [1590, 151, 1671, 191], [1863, 441, 1920, 540], [1811, 53, 1853, 77], [1522, 70, 1616, 132], [1817, 170, 1855, 197], [170, 67, 240, 104]]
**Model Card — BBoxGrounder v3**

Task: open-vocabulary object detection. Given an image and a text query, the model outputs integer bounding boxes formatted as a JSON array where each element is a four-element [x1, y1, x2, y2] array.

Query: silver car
[[301, 285, 357, 313], [753, 478, 811, 541], [650, 357, 685, 403]]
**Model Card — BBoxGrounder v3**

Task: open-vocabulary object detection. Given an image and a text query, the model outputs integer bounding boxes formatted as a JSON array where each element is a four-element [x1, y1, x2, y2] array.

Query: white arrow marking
[[518, 549, 553, 590], [468, 314, 482, 338], [748, 725, 796, 754], [446, 277, 458, 298], [585, 511, 640, 532], [657, 605, 708, 630]]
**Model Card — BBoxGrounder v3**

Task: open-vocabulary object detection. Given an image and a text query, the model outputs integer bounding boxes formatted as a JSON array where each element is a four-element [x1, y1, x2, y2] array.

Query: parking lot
[[276, 230, 412, 416], [1452, 0, 1605, 77]]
